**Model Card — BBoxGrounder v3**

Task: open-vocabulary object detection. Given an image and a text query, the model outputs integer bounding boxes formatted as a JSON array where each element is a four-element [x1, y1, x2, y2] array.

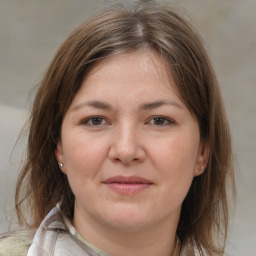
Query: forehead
[[68, 49, 188, 113], [80, 49, 180, 97]]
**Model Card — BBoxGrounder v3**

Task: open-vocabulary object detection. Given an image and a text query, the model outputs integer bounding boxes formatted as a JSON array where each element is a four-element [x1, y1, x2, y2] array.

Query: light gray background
[[0, 1, 255, 255]]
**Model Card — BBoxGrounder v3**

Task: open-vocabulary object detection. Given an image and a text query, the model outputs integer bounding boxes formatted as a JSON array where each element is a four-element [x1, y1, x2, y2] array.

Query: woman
[[0, 1, 235, 255]]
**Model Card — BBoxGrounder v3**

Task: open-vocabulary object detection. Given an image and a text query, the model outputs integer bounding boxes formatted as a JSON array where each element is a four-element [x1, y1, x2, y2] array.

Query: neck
[[73, 211, 179, 256]]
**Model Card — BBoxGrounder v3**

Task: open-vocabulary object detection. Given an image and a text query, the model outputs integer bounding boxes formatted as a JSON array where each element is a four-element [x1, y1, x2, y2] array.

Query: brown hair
[[15, 1, 235, 255]]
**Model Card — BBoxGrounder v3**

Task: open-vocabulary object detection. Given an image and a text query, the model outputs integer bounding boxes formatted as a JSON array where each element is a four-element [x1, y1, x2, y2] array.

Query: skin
[[56, 49, 208, 256]]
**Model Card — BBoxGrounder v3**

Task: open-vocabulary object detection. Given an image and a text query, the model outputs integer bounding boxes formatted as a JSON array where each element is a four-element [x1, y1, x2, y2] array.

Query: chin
[[100, 206, 154, 232]]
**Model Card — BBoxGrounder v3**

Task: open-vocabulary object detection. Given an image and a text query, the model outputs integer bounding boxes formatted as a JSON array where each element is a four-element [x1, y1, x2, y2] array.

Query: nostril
[[108, 133, 146, 164], [112, 156, 143, 166]]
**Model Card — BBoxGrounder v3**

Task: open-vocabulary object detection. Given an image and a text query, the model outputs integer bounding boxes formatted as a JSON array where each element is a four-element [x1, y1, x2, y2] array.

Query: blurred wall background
[[0, 0, 255, 255]]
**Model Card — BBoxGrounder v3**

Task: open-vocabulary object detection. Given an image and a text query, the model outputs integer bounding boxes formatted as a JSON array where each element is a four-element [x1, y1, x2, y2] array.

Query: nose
[[108, 123, 146, 165]]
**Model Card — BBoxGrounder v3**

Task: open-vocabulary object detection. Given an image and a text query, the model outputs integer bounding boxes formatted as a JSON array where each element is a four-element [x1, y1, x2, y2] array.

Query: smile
[[102, 175, 153, 194]]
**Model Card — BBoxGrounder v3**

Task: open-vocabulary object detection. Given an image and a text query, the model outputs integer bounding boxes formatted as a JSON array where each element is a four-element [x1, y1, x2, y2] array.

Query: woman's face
[[56, 49, 207, 235]]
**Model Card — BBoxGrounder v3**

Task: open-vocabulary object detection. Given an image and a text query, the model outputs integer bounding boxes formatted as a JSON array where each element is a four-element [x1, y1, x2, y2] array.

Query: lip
[[102, 175, 153, 194]]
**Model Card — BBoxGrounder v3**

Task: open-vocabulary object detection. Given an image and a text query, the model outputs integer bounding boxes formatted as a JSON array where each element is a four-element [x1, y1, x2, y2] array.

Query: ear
[[55, 140, 66, 174], [194, 141, 209, 177]]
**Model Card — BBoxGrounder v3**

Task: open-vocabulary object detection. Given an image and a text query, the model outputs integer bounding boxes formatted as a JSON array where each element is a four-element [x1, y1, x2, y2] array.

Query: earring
[[199, 166, 204, 171], [59, 162, 64, 168]]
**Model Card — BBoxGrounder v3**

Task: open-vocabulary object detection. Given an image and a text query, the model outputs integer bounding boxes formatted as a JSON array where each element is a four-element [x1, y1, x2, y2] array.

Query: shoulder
[[0, 229, 35, 256]]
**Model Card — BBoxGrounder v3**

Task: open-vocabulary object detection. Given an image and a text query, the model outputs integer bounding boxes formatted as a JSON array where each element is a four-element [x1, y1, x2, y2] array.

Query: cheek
[[152, 135, 199, 197], [61, 134, 108, 203], [154, 136, 198, 172], [62, 131, 109, 181]]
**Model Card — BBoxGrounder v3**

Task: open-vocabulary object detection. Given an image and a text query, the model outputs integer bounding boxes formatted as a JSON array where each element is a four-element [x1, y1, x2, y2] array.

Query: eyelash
[[81, 116, 174, 127], [147, 116, 175, 126], [81, 116, 109, 126]]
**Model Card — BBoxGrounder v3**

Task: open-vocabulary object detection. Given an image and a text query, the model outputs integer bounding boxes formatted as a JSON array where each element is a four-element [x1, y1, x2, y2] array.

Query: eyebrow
[[139, 100, 183, 110], [72, 100, 183, 112], [72, 101, 112, 111]]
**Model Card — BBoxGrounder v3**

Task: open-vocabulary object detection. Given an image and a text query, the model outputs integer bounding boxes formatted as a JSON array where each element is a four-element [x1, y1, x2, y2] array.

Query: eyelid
[[78, 115, 175, 127], [80, 116, 110, 126], [147, 116, 176, 126]]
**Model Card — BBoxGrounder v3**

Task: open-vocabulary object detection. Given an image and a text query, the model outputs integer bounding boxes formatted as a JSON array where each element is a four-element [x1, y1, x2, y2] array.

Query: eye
[[82, 116, 108, 126], [148, 116, 174, 126]]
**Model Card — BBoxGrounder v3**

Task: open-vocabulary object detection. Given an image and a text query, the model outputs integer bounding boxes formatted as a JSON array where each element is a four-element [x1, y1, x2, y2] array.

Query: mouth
[[102, 175, 153, 194]]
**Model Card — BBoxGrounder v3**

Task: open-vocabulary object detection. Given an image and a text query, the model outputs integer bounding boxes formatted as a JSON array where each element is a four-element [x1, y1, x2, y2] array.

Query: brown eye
[[83, 116, 107, 126], [91, 117, 104, 125], [149, 117, 172, 126]]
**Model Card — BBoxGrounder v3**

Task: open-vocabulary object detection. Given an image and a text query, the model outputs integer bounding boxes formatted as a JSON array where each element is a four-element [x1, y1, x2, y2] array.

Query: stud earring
[[59, 162, 64, 168], [199, 166, 204, 171]]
